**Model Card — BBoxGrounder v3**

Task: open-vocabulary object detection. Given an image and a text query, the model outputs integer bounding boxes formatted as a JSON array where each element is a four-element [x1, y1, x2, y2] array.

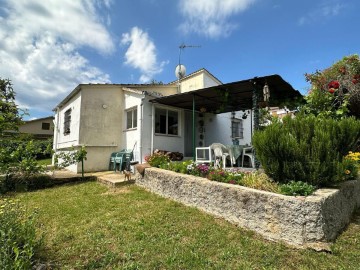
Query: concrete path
[[48, 170, 135, 188]]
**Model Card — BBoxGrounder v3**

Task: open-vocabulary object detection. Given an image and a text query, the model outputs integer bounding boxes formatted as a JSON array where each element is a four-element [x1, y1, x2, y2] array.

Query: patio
[[150, 74, 303, 165]]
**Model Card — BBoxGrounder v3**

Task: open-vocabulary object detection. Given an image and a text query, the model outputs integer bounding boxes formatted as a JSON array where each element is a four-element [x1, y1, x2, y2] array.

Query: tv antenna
[[176, 43, 201, 92]]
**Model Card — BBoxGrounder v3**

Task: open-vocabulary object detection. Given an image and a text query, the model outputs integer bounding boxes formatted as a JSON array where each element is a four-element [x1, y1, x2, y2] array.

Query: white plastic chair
[[210, 143, 230, 169], [195, 147, 212, 164], [241, 146, 255, 168]]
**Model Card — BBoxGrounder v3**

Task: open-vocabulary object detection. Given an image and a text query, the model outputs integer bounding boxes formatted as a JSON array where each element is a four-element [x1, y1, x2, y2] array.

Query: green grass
[[37, 158, 52, 166], [8, 182, 360, 269]]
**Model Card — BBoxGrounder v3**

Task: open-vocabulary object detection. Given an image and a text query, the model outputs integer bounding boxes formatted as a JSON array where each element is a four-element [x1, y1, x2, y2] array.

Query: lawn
[[37, 158, 52, 166], [10, 182, 360, 269]]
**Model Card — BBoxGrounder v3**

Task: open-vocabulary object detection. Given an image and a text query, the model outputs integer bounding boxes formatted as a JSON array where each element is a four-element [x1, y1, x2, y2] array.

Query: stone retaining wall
[[135, 168, 360, 249]]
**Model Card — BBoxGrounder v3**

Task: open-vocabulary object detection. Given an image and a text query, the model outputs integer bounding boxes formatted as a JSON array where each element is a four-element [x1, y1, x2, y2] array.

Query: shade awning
[[150, 74, 303, 113]]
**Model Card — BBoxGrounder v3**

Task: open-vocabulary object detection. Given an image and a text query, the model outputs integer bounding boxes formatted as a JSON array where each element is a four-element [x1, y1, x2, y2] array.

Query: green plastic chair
[[109, 152, 118, 171], [114, 149, 133, 172]]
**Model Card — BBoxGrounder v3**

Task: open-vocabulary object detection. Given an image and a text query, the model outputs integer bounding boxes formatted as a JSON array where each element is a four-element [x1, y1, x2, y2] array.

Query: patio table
[[226, 145, 247, 167]]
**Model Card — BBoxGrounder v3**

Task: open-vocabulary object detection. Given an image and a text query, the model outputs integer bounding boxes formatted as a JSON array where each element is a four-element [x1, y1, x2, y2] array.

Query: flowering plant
[[189, 163, 212, 177], [145, 152, 170, 168], [304, 54, 360, 119], [338, 151, 360, 181], [207, 169, 228, 182]]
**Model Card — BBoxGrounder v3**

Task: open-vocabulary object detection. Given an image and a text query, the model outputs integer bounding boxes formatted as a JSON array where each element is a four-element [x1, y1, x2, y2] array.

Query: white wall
[[203, 73, 221, 88], [55, 91, 81, 149], [54, 85, 125, 173], [123, 91, 143, 161], [180, 70, 221, 93], [139, 97, 153, 162], [204, 111, 253, 146]]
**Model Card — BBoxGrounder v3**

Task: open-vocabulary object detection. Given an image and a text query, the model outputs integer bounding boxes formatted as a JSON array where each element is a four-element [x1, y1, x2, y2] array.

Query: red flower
[[328, 80, 340, 89], [328, 88, 335, 94], [352, 79, 358, 84]]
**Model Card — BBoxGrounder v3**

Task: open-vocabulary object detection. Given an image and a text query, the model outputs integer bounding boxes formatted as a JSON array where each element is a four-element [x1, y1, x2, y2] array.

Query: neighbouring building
[[19, 116, 54, 139]]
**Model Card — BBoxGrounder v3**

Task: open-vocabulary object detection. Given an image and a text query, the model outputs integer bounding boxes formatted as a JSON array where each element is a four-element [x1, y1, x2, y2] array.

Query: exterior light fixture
[[200, 107, 207, 113]]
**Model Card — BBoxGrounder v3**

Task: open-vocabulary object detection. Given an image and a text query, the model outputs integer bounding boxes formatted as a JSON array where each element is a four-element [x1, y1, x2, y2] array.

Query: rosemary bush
[[252, 115, 360, 186]]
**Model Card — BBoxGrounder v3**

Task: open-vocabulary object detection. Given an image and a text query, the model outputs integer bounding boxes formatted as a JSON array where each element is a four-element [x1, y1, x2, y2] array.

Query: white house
[[53, 68, 301, 173]]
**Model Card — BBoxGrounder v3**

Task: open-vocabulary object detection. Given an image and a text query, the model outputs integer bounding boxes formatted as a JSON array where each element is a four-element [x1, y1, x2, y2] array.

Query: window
[[126, 107, 137, 129], [155, 108, 179, 135], [42, 122, 50, 130], [231, 118, 243, 139], [63, 109, 71, 135]]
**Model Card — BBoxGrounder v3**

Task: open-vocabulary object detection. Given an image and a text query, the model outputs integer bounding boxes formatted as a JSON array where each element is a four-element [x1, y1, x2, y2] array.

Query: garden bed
[[136, 167, 360, 250]]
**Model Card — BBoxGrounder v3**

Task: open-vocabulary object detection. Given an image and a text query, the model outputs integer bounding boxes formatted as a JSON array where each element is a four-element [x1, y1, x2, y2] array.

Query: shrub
[[252, 115, 360, 186], [160, 160, 193, 174], [279, 181, 316, 196], [145, 152, 170, 168], [0, 198, 43, 269], [242, 172, 280, 193]]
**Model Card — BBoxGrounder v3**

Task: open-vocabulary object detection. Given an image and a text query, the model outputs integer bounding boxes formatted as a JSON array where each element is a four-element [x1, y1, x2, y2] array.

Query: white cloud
[[178, 0, 257, 38], [121, 27, 168, 83], [298, 1, 345, 25], [0, 0, 114, 115]]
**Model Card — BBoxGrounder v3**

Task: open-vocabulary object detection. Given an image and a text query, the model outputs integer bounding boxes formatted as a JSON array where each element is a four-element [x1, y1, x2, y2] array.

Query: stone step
[[96, 171, 135, 188]]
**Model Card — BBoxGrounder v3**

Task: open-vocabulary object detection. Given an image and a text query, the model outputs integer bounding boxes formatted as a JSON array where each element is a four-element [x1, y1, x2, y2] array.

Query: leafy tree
[[0, 77, 48, 190], [0, 78, 23, 134], [302, 54, 360, 119]]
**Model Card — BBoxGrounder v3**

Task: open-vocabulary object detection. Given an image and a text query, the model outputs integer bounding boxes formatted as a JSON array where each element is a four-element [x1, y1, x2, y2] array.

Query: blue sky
[[0, 0, 358, 120]]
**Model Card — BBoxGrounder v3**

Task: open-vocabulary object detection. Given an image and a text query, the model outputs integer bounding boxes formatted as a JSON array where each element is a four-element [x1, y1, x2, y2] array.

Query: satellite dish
[[175, 64, 186, 79]]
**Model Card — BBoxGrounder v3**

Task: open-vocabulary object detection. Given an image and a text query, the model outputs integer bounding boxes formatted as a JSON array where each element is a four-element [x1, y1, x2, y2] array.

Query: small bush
[[242, 172, 280, 193], [160, 160, 193, 174], [280, 181, 316, 196], [145, 152, 171, 168], [0, 198, 43, 269]]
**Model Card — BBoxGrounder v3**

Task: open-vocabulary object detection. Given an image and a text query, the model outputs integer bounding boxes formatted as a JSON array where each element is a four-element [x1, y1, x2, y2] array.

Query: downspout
[[252, 80, 260, 169], [52, 107, 60, 165], [192, 94, 195, 161], [151, 102, 154, 155], [139, 97, 144, 163]]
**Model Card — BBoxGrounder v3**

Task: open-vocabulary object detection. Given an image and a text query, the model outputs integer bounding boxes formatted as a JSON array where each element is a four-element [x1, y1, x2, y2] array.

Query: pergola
[[150, 74, 303, 162]]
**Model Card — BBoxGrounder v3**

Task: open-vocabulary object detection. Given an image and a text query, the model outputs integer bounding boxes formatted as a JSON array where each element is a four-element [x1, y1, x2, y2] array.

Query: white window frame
[[154, 106, 180, 136], [125, 107, 137, 130]]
